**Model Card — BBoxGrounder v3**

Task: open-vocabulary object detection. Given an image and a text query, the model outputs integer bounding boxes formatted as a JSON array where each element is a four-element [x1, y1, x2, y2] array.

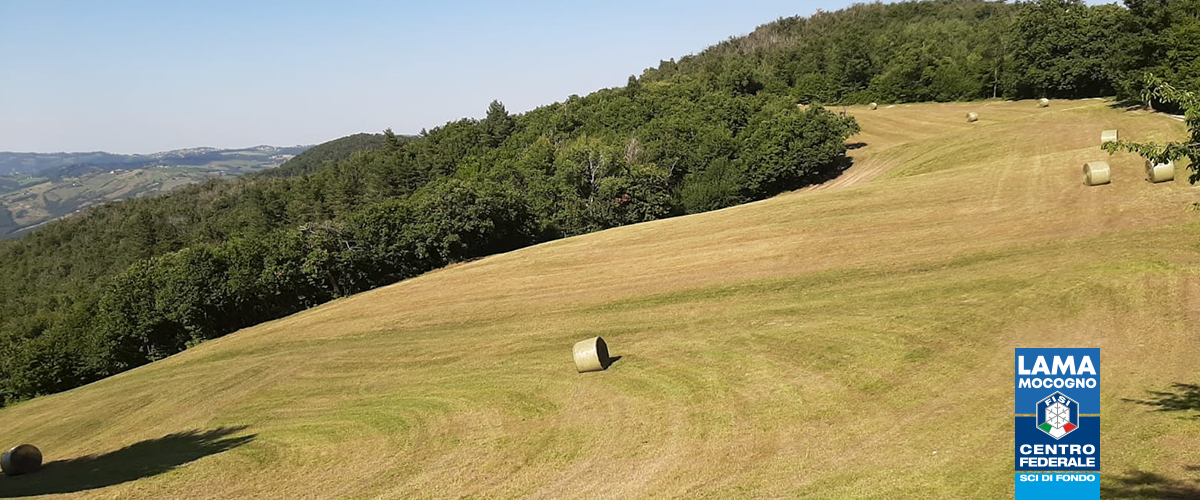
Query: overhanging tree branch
[[1102, 74, 1200, 183]]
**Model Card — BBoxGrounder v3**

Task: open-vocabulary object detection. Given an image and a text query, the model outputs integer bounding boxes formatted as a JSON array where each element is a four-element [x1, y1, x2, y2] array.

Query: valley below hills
[[0, 145, 310, 238]]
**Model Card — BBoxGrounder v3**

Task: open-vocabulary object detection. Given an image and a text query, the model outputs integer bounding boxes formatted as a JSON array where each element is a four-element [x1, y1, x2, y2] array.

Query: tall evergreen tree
[[482, 100, 515, 147], [383, 128, 402, 153]]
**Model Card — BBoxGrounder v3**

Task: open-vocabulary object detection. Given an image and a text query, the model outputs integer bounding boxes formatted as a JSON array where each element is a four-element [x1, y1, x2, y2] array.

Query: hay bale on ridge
[[2, 444, 42, 476], [1083, 161, 1111, 186], [1038, 98, 1050, 108], [966, 112, 979, 123], [1145, 159, 1175, 183], [573, 337, 611, 373], [1101, 129, 1119, 146]]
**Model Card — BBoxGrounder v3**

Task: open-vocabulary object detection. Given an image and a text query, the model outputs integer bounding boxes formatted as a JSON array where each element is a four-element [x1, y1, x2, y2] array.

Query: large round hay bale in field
[[1101, 129, 1118, 146], [869, 102, 878, 110], [573, 337, 610, 373], [1083, 161, 1111, 186], [1145, 159, 1175, 183], [1038, 98, 1050, 108], [1, 444, 42, 476], [966, 112, 979, 123]]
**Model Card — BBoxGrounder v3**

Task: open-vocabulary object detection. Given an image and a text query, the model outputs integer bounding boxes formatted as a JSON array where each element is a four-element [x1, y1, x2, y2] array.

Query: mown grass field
[[1, 99, 1198, 499]]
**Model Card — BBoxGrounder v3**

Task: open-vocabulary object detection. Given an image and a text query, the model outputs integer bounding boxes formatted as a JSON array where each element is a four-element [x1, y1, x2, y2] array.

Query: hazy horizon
[[1, 0, 1119, 155]]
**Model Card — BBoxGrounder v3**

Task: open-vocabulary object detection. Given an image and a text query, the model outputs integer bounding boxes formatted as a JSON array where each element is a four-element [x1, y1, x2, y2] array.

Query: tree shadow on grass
[[1109, 98, 1148, 111], [0, 426, 254, 498], [1123, 383, 1200, 419], [1107, 97, 1189, 116], [805, 153, 858, 186], [1102, 470, 1200, 499]]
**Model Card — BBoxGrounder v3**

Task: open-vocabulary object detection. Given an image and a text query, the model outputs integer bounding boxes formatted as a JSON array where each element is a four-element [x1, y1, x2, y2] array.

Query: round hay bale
[[1038, 98, 1050, 108], [1145, 159, 1175, 183], [966, 112, 979, 123], [1, 444, 42, 476], [1101, 129, 1119, 146], [868, 102, 878, 110], [1083, 161, 1111, 186], [572, 336, 610, 373]]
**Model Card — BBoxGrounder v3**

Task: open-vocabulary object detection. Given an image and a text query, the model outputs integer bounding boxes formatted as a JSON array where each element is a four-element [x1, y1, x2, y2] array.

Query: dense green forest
[[641, 0, 1200, 105], [2, 0, 1199, 404], [265, 133, 388, 177]]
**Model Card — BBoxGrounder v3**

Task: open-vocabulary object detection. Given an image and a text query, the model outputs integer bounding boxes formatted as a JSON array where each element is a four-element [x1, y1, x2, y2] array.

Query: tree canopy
[[1104, 73, 1200, 182]]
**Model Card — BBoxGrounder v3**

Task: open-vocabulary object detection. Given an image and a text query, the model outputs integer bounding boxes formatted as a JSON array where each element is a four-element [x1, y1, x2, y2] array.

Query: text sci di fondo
[[1016, 355, 1097, 389], [1017, 474, 1097, 482]]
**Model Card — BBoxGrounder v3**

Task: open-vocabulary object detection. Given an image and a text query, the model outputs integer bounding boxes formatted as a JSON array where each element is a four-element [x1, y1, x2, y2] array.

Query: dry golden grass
[[1, 99, 1198, 499]]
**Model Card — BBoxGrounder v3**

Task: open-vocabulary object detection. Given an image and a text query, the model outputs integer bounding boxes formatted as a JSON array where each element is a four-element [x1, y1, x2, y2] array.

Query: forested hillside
[[1, 0, 1198, 404], [265, 133, 388, 177], [641, 0, 1200, 104], [0, 74, 859, 403]]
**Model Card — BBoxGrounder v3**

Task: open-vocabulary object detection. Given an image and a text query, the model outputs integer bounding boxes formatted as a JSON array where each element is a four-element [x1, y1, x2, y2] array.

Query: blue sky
[[0, 0, 1116, 153]]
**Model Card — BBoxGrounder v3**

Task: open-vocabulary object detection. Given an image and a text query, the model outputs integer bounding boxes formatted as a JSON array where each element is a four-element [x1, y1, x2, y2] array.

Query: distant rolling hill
[[0, 151, 137, 176], [0, 145, 310, 237]]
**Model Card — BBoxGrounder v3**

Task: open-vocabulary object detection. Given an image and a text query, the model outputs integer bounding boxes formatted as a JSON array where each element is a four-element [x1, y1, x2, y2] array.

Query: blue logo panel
[[1015, 348, 1099, 500]]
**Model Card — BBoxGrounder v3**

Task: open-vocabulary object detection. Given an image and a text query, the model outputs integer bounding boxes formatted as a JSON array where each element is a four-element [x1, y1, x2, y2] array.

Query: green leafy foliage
[[267, 133, 387, 177], [1103, 74, 1200, 181], [740, 103, 861, 196], [639, 0, 1200, 102]]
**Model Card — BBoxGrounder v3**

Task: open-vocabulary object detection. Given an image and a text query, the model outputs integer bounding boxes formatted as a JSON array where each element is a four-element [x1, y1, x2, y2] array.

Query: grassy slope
[[1, 100, 1198, 499]]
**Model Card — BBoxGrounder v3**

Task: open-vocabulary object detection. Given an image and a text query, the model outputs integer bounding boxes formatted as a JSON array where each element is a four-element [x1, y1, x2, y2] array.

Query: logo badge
[[1037, 391, 1078, 439]]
